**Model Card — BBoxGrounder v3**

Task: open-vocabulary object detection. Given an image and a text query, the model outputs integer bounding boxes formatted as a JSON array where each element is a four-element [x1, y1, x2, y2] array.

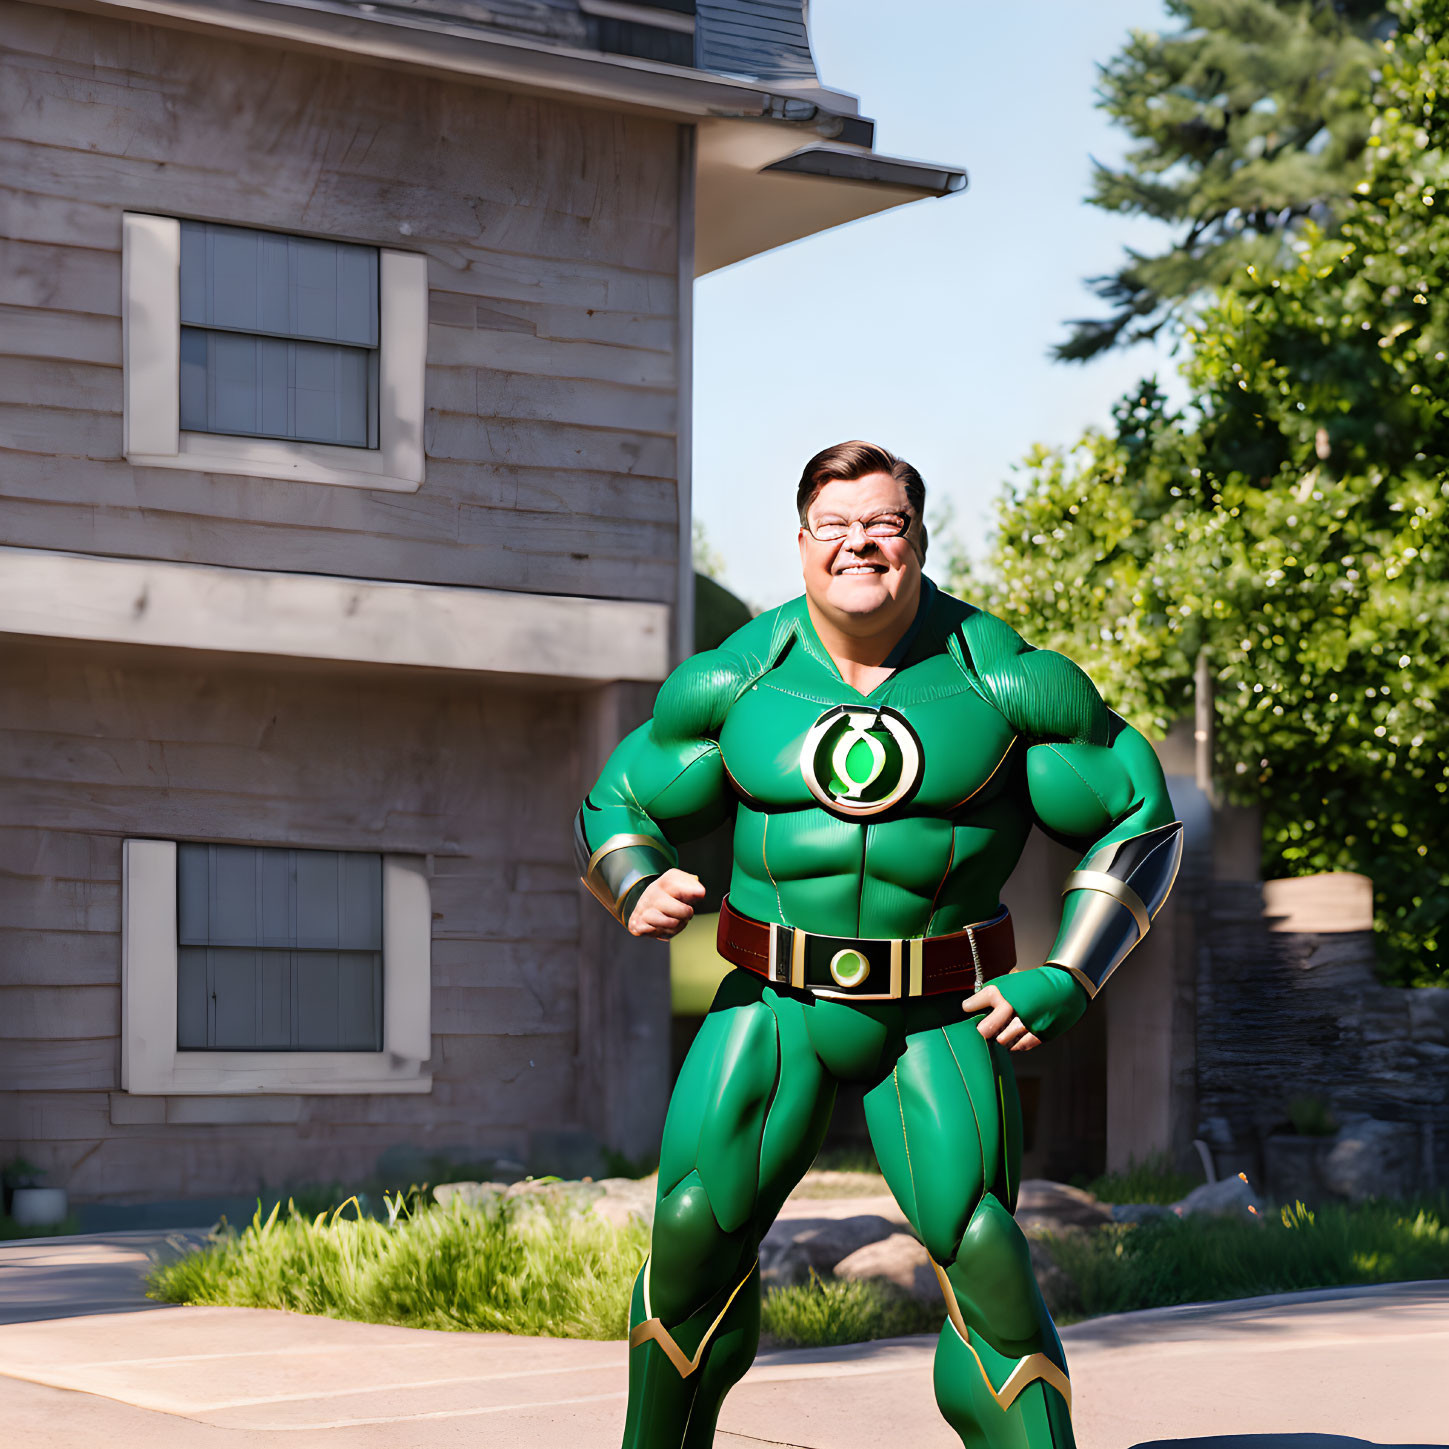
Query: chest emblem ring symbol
[[800, 704, 923, 817]]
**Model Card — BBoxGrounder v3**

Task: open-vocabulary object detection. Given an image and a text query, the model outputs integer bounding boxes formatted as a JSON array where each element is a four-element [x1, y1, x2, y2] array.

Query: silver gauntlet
[[1045, 820, 1183, 997], [574, 810, 673, 925]]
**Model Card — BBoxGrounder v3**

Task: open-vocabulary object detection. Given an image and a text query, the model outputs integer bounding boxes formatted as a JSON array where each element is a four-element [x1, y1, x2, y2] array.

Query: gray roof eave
[[763, 145, 968, 198], [37, 0, 865, 127]]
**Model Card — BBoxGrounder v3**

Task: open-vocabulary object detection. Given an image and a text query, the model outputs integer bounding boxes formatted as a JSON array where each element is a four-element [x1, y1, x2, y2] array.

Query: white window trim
[[122, 214, 427, 493], [121, 839, 433, 1095]]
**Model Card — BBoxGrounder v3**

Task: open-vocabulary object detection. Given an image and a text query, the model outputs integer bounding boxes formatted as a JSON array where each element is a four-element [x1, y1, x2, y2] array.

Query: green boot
[[620, 1256, 761, 1449]]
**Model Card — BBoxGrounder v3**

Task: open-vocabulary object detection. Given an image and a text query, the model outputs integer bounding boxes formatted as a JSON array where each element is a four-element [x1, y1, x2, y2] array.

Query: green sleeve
[[963, 610, 1181, 1037], [575, 649, 744, 924]]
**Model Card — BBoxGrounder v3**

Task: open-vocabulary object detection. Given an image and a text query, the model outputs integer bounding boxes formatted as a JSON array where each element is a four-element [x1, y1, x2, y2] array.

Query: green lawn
[[149, 1187, 1449, 1347], [1046, 1197, 1449, 1319]]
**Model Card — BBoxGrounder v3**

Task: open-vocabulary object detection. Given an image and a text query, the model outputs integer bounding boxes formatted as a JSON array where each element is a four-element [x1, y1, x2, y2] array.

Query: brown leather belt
[[716, 896, 1016, 1001]]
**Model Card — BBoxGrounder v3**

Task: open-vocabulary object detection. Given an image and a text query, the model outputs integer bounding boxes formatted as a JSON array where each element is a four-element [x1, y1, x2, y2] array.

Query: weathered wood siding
[[0, 637, 615, 1200], [0, 0, 682, 604]]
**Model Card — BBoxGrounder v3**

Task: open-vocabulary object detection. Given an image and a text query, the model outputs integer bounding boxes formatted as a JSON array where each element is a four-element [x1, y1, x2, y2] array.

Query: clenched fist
[[627, 869, 707, 940]]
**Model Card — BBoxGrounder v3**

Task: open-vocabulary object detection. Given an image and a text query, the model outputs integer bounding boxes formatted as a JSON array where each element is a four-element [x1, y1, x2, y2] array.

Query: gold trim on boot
[[628, 1257, 757, 1379], [930, 1257, 1072, 1414]]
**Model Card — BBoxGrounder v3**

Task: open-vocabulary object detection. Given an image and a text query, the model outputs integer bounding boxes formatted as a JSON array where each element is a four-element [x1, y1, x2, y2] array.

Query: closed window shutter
[[178, 222, 379, 448], [177, 844, 383, 1052]]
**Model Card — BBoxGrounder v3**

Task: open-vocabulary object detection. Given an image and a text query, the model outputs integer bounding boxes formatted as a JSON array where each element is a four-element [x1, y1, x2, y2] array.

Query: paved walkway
[[0, 1233, 1443, 1447]]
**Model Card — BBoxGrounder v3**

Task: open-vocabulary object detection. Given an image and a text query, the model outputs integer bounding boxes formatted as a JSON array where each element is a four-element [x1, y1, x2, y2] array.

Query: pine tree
[[972, 0, 1449, 984], [1058, 0, 1388, 361]]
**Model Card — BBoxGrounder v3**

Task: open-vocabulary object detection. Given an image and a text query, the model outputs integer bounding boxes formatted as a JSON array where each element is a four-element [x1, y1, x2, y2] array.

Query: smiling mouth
[[836, 563, 885, 575]]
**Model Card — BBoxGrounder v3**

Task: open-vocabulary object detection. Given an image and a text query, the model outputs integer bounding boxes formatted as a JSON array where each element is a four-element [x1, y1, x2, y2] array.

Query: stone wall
[[1196, 880, 1449, 1200]]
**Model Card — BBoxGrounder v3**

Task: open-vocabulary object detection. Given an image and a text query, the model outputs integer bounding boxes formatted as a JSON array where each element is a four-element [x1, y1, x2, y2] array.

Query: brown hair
[[795, 440, 928, 560]]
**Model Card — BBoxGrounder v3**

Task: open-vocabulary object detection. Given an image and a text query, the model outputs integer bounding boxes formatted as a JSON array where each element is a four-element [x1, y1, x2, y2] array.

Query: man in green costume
[[575, 441, 1182, 1449]]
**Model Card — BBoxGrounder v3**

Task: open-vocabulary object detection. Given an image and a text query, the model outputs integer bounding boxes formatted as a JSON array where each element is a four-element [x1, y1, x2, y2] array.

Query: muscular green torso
[[580, 579, 1172, 963]]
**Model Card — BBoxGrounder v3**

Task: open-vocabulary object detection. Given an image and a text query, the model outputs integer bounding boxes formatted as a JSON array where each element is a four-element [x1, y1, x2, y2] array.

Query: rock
[[1110, 1203, 1174, 1225], [1262, 1134, 1334, 1206], [1172, 1175, 1267, 1221], [1408, 989, 1449, 1046], [759, 1213, 900, 1287], [590, 1177, 656, 1231], [1014, 1180, 1114, 1233], [1323, 1118, 1419, 1201], [833, 1233, 939, 1303], [432, 1181, 507, 1210]]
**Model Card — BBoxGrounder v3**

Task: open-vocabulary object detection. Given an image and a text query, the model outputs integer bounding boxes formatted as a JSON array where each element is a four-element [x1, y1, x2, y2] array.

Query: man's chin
[[824, 576, 893, 615]]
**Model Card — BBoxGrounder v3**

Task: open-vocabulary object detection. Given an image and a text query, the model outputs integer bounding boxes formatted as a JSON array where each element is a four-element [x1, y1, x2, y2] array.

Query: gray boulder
[[1323, 1119, 1418, 1201], [759, 1213, 899, 1287], [432, 1180, 506, 1210], [1172, 1175, 1267, 1221], [590, 1177, 657, 1230], [833, 1233, 939, 1303]]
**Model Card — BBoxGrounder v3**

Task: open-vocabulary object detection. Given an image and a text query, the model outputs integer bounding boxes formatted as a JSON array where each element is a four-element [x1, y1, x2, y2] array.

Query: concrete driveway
[[0, 1233, 1443, 1447]]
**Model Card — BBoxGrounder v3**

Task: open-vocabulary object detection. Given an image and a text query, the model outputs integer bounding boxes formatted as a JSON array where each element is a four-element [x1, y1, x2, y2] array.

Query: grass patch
[[762, 1273, 941, 1348], [0, 1213, 79, 1241], [149, 1193, 648, 1339], [1044, 1195, 1449, 1317], [1083, 1153, 1203, 1205]]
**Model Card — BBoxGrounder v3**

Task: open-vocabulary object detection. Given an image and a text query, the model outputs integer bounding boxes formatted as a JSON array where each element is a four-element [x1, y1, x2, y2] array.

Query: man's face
[[798, 472, 922, 631]]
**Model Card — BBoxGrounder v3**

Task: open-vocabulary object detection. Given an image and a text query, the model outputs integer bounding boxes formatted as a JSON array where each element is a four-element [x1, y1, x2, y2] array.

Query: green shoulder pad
[[652, 601, 801, 745], [959, 607, 1110, 747]]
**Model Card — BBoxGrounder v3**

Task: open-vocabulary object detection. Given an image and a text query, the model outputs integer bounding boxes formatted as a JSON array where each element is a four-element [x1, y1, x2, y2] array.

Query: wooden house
[[0, 0, 965, 1214]]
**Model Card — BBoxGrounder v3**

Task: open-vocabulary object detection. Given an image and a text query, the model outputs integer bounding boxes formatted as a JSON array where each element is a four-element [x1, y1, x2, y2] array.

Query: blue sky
[[691, 0, 1182, 608]]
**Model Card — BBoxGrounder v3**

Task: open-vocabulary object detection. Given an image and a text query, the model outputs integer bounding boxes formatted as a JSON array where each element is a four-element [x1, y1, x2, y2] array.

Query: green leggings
[[620, 969, 1074, 1449]]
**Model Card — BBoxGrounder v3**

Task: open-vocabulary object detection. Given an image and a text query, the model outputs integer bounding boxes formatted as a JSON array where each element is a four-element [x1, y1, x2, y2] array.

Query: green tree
[[1059, 0, 1387, 361], [976, 0, 1449, 984]]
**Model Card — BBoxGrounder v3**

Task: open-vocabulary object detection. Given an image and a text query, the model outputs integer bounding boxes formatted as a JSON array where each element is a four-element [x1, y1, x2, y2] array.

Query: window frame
[[121, 839, 433, 1095], [122, 213, 427, 493]]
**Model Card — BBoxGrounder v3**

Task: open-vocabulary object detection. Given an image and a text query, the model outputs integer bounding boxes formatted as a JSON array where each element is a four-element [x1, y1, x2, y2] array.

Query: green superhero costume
[[575, 577, 1182, 1449]]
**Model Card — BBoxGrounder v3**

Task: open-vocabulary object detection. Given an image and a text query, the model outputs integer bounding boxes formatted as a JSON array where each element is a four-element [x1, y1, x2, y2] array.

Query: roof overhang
[[40, 0, 966, 274], [695, 123, 966, 275]]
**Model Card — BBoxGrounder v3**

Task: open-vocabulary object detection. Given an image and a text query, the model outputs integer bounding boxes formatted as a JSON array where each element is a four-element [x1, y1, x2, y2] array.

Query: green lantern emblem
[[800, 704, 923, 817]]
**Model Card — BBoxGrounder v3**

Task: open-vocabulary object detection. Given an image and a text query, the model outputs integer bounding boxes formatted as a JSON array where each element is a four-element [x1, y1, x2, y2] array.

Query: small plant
[[1084, 1152, 1202, 1205], [2, 1158, 43, 1189], [761, 1271, 941, 1348], [1286, 1095, 1339, 1137]]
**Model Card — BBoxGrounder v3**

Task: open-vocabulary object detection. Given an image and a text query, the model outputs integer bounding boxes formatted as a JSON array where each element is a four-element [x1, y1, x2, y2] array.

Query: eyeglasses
[[804, 511, 912, 544]]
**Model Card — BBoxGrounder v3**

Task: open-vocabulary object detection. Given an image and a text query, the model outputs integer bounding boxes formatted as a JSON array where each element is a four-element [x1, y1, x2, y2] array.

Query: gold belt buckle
[[771, 923, 924, 999]]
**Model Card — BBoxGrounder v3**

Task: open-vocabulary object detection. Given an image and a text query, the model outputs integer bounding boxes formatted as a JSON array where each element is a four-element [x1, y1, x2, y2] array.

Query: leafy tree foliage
[[975, 0, 1449, 984], [1060, 0, 1388, 360]]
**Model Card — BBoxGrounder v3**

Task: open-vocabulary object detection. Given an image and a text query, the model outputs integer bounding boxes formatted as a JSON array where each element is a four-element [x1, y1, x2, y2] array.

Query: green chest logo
[[800, 704, 923, 817]]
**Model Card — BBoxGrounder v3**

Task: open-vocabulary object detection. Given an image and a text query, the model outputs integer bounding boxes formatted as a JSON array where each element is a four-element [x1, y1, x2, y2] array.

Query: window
[[122, 214, 426, 492], [179, 223, 379, 449], [122, 839, 432, 1094], [177, 844, 383, 1052]]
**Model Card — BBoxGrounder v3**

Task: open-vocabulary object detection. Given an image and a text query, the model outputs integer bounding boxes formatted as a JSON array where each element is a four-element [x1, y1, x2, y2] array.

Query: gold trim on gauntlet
[[575, 813, 673, 925], [1045, 820, 1183, 997]]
